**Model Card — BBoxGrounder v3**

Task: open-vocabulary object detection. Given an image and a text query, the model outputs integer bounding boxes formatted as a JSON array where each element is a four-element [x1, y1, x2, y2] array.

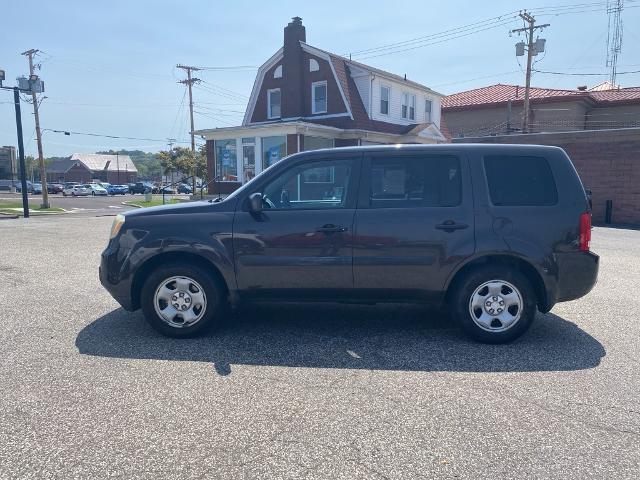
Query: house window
[[380, 85, 390, 115], [312, 81, 327, 114], [273, 65, 282, 79], [425, 99, 433, 122], [268, 88, 281, 119], [402, 92, 416, 120]]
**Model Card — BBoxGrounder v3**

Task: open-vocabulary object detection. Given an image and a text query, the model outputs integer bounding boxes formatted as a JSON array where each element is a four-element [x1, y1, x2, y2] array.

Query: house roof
[[442, 84, 587, 110], [442, 83, 640, 110], [69, 153, 137, 173], [46, 158, 79, 174], [303, 42, 443, 96], [588, 87, 640, 103]]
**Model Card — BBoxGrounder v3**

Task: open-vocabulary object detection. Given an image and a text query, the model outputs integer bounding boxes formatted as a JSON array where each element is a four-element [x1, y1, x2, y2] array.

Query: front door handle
[[435, 221, 469, 231], [316, 224, 348, 233]]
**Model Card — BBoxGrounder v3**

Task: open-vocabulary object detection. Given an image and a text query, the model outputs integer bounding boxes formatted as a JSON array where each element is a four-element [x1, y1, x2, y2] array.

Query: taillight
[[579, 212, 591, 252]]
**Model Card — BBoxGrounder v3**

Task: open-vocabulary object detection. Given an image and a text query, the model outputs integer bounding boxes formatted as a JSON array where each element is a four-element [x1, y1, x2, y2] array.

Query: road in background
[[0, 219, 638, 479], [0, 192, 193, 217]]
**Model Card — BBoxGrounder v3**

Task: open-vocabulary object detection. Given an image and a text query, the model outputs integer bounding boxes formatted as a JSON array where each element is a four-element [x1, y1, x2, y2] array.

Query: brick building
[[196, 17, 447, 194], [443, 83, 640, 225], [46, 153, 137, 184]]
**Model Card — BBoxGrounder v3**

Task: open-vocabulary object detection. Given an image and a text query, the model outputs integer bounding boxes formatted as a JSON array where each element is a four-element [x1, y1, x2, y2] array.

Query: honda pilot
[[100, 144, 598, 343]]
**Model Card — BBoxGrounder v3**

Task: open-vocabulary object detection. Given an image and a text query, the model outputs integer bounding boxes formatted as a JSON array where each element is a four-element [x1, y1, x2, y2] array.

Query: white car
[[84, 184, 108, 196], [63, 185, 89, 196]]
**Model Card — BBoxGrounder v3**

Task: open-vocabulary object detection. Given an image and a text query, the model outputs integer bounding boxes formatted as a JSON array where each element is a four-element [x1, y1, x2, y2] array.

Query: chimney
[[577, 85, 587, 91], [282, 17, 306, 118]]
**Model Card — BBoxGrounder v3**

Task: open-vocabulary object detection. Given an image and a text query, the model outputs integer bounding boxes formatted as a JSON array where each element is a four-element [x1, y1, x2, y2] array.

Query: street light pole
[[13, 87, 29, 218]]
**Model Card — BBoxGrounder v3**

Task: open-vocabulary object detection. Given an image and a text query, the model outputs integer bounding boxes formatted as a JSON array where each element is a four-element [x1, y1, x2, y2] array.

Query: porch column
[[235, 137, 243, 183], [254, 136, 262, 175]]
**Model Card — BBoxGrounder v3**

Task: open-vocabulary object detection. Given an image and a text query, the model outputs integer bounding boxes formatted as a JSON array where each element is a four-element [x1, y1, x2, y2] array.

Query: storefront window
[[303, 136, 334, 151], [262, 136, 286, 169], [242, 137, 255, 183], [215, 139, 238, 181]]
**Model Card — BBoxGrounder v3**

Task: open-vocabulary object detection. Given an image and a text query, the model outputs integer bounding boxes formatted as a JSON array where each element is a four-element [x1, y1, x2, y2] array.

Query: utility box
[[515, 42, 525, 57], [17, 76, 45, 93], [534, 38, 546, 55]]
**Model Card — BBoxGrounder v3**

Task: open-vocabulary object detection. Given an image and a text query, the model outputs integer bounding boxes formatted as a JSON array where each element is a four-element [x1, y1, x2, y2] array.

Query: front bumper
[[555, 251, 599, 303], [99, 245, 135, 311]]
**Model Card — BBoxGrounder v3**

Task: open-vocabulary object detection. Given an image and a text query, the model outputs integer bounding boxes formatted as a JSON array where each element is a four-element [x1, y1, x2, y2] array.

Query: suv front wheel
[[141, 262, 225, 338], [451, 265, 537, 344]]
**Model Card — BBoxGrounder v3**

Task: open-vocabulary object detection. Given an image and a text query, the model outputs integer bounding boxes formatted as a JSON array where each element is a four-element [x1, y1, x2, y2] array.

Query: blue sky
[[1, 0, 639, 157]]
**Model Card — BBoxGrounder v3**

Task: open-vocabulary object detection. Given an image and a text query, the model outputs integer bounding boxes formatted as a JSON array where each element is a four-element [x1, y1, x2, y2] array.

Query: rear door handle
[[435, 221, 469, 231], [316, 224, 348, 233]]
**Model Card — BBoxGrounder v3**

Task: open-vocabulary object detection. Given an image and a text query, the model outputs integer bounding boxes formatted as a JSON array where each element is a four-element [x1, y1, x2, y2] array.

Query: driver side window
[[262, 158, 353, 210]]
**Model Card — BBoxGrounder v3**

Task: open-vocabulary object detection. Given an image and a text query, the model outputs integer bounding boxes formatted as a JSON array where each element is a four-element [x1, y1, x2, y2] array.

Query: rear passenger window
[[369, 155, 461, 207], [484, 155, 558, 206]]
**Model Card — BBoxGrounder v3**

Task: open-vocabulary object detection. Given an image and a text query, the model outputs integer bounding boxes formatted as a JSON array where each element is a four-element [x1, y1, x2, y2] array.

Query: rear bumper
[[555, 251, 599, 303]]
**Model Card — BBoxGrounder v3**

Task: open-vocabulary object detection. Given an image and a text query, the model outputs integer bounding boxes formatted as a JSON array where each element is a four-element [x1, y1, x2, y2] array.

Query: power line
[[355, 20, 520, 60], [195, 65, 259, 71], [43, 128, 191, 143], [533, 67, 640, 75], [347, 11, 520, 57]]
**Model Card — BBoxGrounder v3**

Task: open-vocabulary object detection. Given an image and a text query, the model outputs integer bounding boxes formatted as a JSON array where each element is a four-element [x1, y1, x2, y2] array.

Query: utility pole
[[511, 13, 549, 133], [22, 49, 50, 208], [177, 65, 200, 193]]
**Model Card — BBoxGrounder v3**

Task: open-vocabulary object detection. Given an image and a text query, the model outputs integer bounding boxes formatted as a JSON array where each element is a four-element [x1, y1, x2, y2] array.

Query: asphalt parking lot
[[1, 217, 639, 479], [0, 192, 191, 217]]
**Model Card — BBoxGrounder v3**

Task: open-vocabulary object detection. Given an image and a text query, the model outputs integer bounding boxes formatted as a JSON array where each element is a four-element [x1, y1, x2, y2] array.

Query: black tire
[[140, 262, 226, 338], [450, 265, 537, 344]]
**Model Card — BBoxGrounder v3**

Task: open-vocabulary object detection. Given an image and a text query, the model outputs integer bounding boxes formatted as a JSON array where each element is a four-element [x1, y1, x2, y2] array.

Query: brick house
[[46, 153, 138, 184], [442, 83, 640, 224], [196, 17, 447, 193]]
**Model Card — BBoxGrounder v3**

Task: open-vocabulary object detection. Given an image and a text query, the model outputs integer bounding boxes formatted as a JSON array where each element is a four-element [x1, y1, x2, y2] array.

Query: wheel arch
[[130, 251, 230, 311], [445, 254, 550, 312]]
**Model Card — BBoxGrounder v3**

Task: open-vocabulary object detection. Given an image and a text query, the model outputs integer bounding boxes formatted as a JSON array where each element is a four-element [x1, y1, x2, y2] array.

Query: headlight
[[109, 214, 126, 239]]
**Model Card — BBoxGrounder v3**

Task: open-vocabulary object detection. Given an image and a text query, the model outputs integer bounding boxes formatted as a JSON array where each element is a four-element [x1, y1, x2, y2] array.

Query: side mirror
[[248, 192, 263, 213]]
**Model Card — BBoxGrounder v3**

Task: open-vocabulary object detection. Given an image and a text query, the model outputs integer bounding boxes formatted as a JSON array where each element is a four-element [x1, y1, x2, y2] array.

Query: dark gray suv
[[100, 144, 598, 343]]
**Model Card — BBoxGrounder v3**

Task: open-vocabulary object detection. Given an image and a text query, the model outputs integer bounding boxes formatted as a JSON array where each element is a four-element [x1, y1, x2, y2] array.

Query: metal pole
[[14, 88, 29, 218], [23, 49, 50, 208]]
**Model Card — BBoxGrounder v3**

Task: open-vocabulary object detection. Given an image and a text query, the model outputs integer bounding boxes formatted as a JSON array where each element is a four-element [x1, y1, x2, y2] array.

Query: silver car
[[84, 184, 108, 196], [63, 185, 89, 196]]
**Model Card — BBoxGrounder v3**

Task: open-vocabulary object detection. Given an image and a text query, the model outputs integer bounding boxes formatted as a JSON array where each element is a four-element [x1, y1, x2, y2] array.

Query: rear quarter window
[[484, 155, 558, 206]]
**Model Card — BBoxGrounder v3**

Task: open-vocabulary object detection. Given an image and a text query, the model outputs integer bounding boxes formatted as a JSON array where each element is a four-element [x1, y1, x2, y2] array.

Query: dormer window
[[312, 81, 327, 114], [268, 88, 281, 119], [380, 85, 390, 115], [309, 59, 319, 72], [402, 92, 416, 120], [273, 65, 282, 79]]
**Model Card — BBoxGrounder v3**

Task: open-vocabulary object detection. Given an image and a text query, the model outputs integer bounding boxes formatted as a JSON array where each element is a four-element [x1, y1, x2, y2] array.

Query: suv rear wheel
[[140, 262, 225, 338], [451, 265, 537, 343]]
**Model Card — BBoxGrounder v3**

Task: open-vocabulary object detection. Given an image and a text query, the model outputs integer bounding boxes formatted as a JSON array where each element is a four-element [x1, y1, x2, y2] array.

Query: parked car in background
[[177, 183, 192, 194], [15, 181, 33, 193], [84, 184, 108, 196], [63, 184, 89, 196], [47, 183, 64, 194], [160, 185, 175, 194], [129, 182, 153, 194], [108, 184, 129, 195], [101, 144, 598, 343], [32, 183, 43, 194]]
